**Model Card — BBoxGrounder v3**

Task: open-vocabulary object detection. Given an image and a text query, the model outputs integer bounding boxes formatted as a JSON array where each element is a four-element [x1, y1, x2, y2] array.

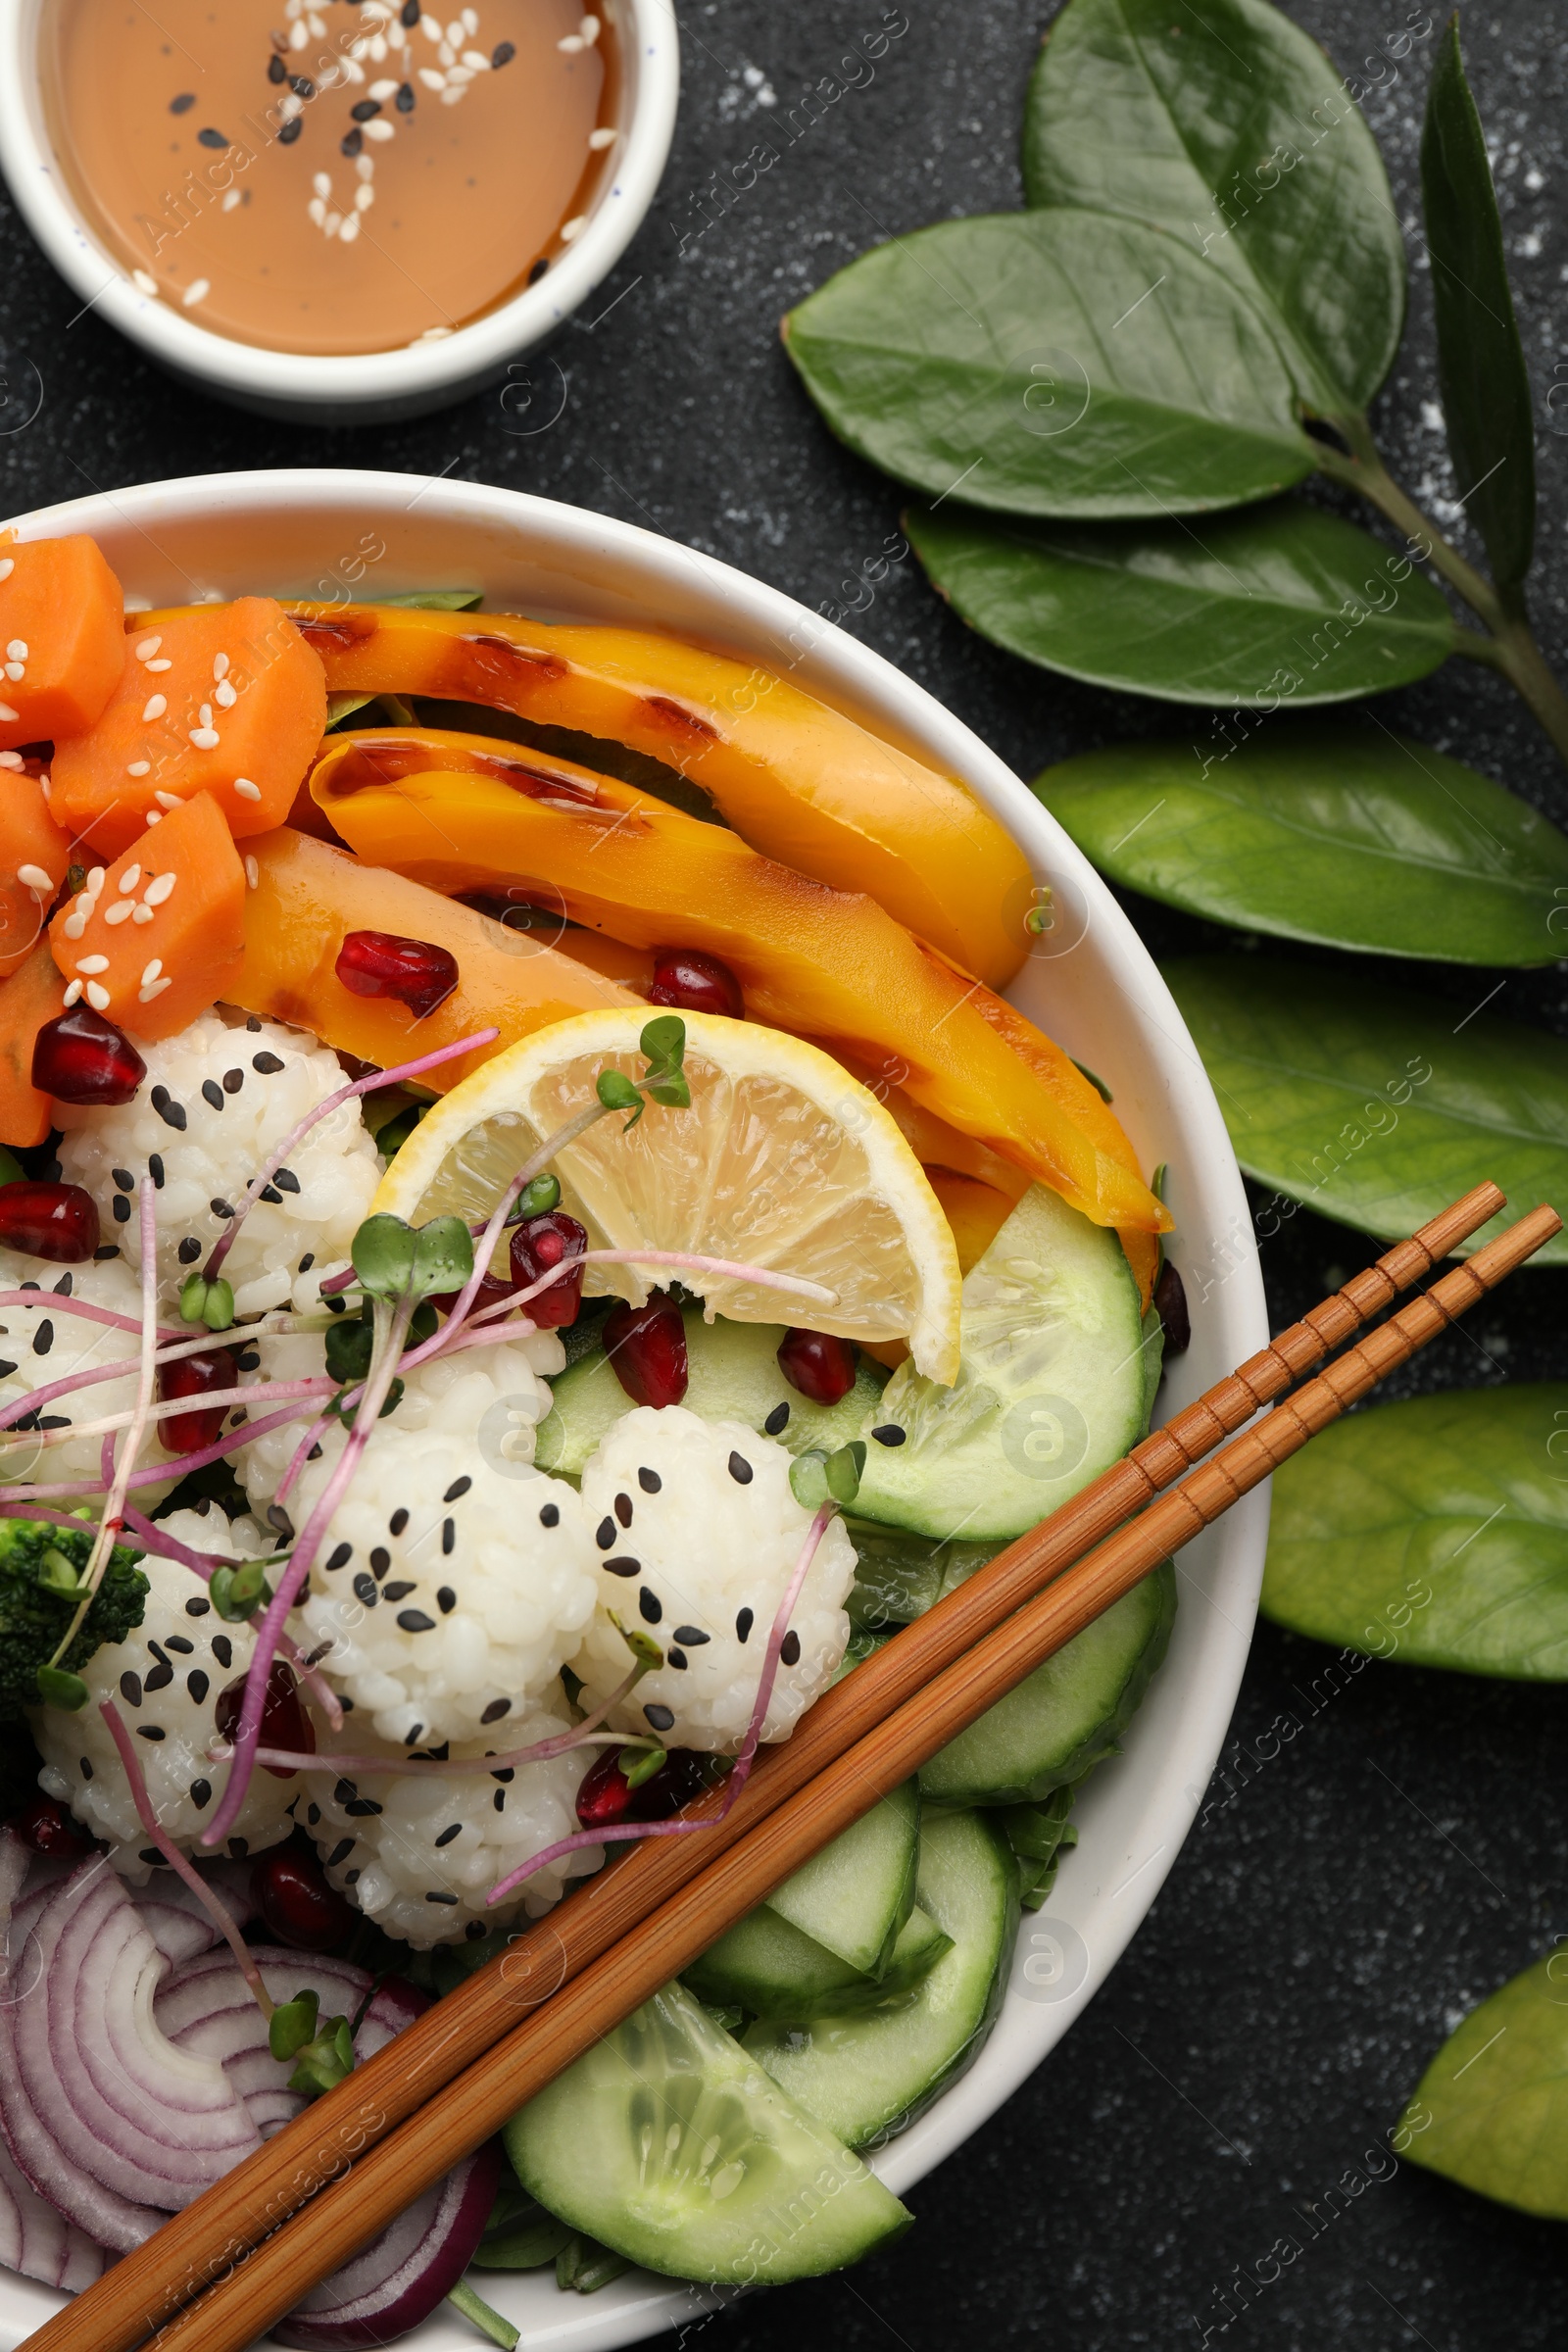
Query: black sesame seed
[[211, 1198, 235, 1219], [334, 1777, 358, 1802], [383, 1581, 416, 1601], [668, 1648, 688, 1670], [211, 1635, 232, 1668], [189, 1778, 212, 1808], [259, 1186, 282, 1206], [91, 1249, 120, 1263], [279, 117, 303, 143], [171, 91, 196, 112], [299, 1252, 316, 1272], [736, 1607, 754, 1643], [672, 1626, 710, 1645], [165, 1635, 193, 1655], [397, 1609, 436, 1633], [344, 1867, 360, 1884], [425, 1890, 458, 1904], [112, 1167, 134, 1193], [637, 1466, 662, 1494], [274, 1168, 300, 1194], [227, 1838, 249, 1858], [0, 1360, 14, 1378], [326, 1838, 355, 1867], [644, 1703, 674, 1732], [78, 1756, 92, 1780], [144, 1662, 173, 1693], [444, 1476, 472, 1503], [197, 127, 228, 148], [402, 0, 419, 22], [157, 1098, 188, 1131], [490, 1765, 514, 1783], [345, 1795, 383, 1816], [236, 1349, 261, 1372], [136, 1725, 165, 1740], [289, 74, 315, 98], [222, 1068, 244, 1096], [148, 1154, 166, 1188], [528, 256, 548, 282], [139, 1846, 161, 1865], [595, 1517, 615, 1550], [202, 1081, 224, 1111], [32, 1321, 53, 1354], [604, 1555, 639, 1578], [494, 40, 516, 67], [871, 1424, 906, 1446], [763, 1401, 790, 1436], [112, 1198, 131, 1224], [396, 80, 415, 110], [493, 1788, 506, 1812], [539, 1502, 560, 1528], [403, 1724, 423, 1745], [186, 1670, 210, 1703], [369, 1546, 391, 1576], [353, 1573, 378, 1606], [480, 1697, 511, 1723], [466, 1917, 487, 1939], [120, 1671, 141, 1706], [638, 1587, 662, 1624], [246, 1015, 262, 1032], [268, 53, 286, 82], [437, 1586, 456, 1613], [308, 1444, 323, 1460], [151, 1084, 169, 1107], [325, 1543, 353, 1572], [728, 1451, 753, 1484], [177, 1237, 202, 1264], [185, 1596, 211, 1618], [306, 1803, 321, 1827], [780, 1631, 801, 1666], [341, 127, 363, 156], [389, 1507, 410, 1537], [351, 97, 381, 120], [253, 1053, 284, 1075], [441, 1517, 456, 1555], [36, 1416, 70, 1430], [433, 1823, 462, 1848], [614, 1492, 634, 1528]]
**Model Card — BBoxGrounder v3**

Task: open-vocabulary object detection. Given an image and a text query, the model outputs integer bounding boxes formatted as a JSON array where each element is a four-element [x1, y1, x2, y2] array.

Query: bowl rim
[[0, 467, 1270, 2352], [0, 0, 678, 409]]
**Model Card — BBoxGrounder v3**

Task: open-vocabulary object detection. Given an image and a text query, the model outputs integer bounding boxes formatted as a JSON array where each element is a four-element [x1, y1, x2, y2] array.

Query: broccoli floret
[[0, 1519, 148, 1722]]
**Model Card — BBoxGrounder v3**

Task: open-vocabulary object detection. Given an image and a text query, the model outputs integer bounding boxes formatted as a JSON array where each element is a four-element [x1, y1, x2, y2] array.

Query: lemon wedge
[[374, 1009, 962, 1384]]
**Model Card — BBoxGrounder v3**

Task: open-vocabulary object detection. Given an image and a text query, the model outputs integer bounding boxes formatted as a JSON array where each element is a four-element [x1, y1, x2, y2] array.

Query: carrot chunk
[[50, 598, 326, 858], [48, 793, 245, 1043], [0, 941, 69, 1146], [0, 775, 72, 981], [0, 536, 125, 753]]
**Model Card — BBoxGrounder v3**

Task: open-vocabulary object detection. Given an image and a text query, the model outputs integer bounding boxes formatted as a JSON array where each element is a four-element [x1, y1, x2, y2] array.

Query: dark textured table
[[2, 3, 1565, 2344]]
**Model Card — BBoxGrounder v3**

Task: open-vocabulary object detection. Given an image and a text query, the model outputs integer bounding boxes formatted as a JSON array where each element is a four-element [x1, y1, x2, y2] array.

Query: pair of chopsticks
[[27, 1182, 1553, 2352]]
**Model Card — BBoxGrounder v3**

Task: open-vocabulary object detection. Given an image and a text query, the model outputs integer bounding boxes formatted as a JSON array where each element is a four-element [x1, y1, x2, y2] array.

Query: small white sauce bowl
[[0, 0, 677, 424]]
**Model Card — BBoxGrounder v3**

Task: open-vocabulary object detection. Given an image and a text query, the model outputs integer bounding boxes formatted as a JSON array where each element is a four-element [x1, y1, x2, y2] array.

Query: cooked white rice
[[30, 1521, 304, 1880], [303, 1713, 604, 1947], [55, 1009, 381, 1316], [0, 1246, 173, 1504], [568, 1407, 856, 1752]]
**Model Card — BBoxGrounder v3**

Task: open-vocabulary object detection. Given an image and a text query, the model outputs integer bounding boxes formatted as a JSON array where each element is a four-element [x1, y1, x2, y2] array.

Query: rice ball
[[55, 1009, 381, 1316], [31, 1525, 305, 1881], [0, 1247, 173, 1504], [293, 1428, 598, 1750], [568, 1407, 856, 1752], [303, 1713, 604, 1948]]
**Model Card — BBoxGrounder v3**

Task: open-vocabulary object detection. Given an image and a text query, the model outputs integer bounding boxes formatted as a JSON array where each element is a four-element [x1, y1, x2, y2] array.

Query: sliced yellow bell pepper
[[130, 599, 1034, 988], [311, 731, 1169, 1238]]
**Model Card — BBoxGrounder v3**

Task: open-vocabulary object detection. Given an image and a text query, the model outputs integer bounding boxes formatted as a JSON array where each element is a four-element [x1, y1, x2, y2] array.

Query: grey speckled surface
[[3, 3, 1567, 2345]]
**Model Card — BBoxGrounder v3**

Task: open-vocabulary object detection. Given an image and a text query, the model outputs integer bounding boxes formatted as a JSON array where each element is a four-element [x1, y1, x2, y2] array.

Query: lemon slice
[[375, 1009, 962, 1383]]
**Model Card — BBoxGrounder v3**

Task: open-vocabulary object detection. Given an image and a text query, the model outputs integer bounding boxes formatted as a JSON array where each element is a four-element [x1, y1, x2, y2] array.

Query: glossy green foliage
[[1400, 1952, 1568, 2218]]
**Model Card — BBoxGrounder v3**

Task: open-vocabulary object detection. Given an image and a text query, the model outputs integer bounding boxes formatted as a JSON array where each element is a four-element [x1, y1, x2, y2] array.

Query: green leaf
[[410, 1215, 473, 1298], [179, 1272, 234, 1333], [1398, 1952, 1568, 2219], [906, 497, 1455, 705], [35, 1665, 88, 1711], [351, 1212, 418, 1298], [287, 2014, 356, 2098], [1022, 0, 1407, 416], [638, 1013, 687, 1069], [473, 2212, 574, 2271], [1420, 15, 1536, 587], [622, 1744, 667, 1790], [210, 1562, 272, 1622], [324, 1311, 375, 1386], [37, 1547, 85, 1597], [784, 210, 1313, 518], [269, 1989, 321, 2062], [1262, 1386, 1568, 1675], [376, 588, 486, 610], [595, 1069, 644, 1126], [825, 1441, 866, 1506], [1036, 723, 1568, 964], [508, 1173, 562, 1222], [1162, 955, 1568, 1264]]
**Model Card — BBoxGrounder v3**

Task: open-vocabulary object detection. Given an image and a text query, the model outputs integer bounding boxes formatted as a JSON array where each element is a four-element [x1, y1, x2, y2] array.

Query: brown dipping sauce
[[41, 0, 614, 355]]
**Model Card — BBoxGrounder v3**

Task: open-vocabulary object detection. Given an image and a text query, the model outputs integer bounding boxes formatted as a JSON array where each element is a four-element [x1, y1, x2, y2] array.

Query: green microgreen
[[210, 1561, 273, 1623], [622, 1744, 668, 1790], [790, 1441, 865, 1510], [179, 1273, 235, 1333], [35, 1664, 89, 1711]]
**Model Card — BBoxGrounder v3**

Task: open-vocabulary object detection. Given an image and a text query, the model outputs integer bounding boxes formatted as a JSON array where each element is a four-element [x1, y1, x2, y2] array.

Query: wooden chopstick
[[25, 1181, 1509, 2352], [132, 1200, 1561, 2352]]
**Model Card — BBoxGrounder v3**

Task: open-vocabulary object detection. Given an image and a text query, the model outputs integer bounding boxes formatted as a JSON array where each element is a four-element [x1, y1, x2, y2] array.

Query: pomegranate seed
[[1153, 1260, 1190, 1356], [157, 1347, 236, 1456], [429, 1270, 517, 1321], [335, 930, 459, 1020], [777, 1327, 858, 1406], [510, 1211, 587, 1328], [0, 1181, 100, 1263], [575, 1744, 710, 1828], [31, 1006, 147, 1106], [604, 1291, 688, 1407], [8, 1795, 96, 1856], [251, 1841, 357, 1951], [646, 948, 744, 1020], [215, 1661, 314, 1779]]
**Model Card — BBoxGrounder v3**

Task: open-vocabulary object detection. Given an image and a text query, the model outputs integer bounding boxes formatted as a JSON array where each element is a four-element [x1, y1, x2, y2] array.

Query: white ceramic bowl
[[0, 469, 1269, 2352], [0, 2, 677, 425]]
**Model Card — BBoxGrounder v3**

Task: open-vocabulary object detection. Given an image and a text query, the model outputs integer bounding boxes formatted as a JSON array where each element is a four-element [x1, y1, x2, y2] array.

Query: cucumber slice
[[845, 1519, 1002, 1631], [534, 1307, 888, 1477], [684, 1902, 953, 2019], [764, 1778, 918, 1975], [745, 1809, 1017, 2149], [503, 1978, 909, 2282], [918, 1561, 1176, 1806], [854, 1183, 1149, 1541]]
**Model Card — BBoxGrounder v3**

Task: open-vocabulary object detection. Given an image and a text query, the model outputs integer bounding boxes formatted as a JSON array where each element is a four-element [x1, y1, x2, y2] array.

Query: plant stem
[[1316, 423, 1568, 768], [446, 2280, 519, 2350]]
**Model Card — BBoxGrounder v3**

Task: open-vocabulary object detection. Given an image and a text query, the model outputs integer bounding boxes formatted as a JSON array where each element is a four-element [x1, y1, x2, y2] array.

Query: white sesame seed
[[560, 216, 587, 242], [461, 48, 489, 70], [445, 62, 472, 81], [439, 82, 466, 101], [215, 678, 237, 707], [222, 189, 242, 213], [0, 751, 19, 768], [141, 695, 167, 722], [368, 29, 387, 59], [348, 35, 371, 58], [154, 791, 181, 810], [104, 901, 133, 927], [135, 636, 162, 660], [75, 956, 110, 976], [363, 117, 395, 139], [87, 868, 104, 893], [144, 871, 176, 905], [339, 213, 363, 242], [213, 652, 230, 680], [126, 760, 152, 777], [581, 13, 600, 37], [189, 727, 220, 751], [356, 153, 375, 179], [131, 270, 159, 297], [588, 126, 617, 148], [290, 19, 309, 46], [138, 977, 172, 1004], [16, 863, 51, 894], [280, 91, 305, 120], [461, 5, 477, 29], [5, 664, 24, 684], [244, 856, 260, 891], [355, 184, 375, 212], [445, 16, 463, 39], [198, 702, 214, 728], [145, 810, 162, 826], [369, 76, 400, 97], [8, 640, 28, 662], [0, 705, 18, 724], [418, 66, 445, 87], [0, 560, 12, 582], [313, 172, 333, 200], [85, 982, 111, 1012], [119, 866, 141, 894], [61, 912, 86, 941], [182, 279, 211, 308], [308, 9, 327, 33], [308, 198, 328, 228], [62, 980, 82, 1008], [558, 33, 584, 51], [421, 13, 441, 38], [132, 905, 154, 924], [324, 211, 343, 237], [140, 959, 163, 986], [438, 38, 456, 64], [414, 324, 454, 341], [232, 778, 263, 802], [37, 776, 49, 801], [144, 658, 172, 672]]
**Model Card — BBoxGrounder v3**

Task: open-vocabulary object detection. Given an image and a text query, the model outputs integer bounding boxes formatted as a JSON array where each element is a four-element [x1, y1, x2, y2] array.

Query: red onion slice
[[158, 1950, 422, 2140], [0, 2137, 108, 2294], [271, 2143, 501, 2351]]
